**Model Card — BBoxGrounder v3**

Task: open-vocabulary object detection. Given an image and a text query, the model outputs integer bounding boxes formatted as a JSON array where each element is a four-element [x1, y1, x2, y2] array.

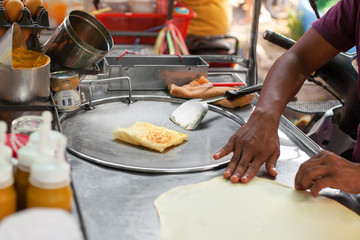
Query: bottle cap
[[17, 141, 50, 172], [17, 111, 56, 172], [38, 111, 52, 156], [28, 130, 63, 152], [19, 128, 63, 171], [29, 135, 71, 189], [0, 121, 14, 188], [29, 159, 71, 189]]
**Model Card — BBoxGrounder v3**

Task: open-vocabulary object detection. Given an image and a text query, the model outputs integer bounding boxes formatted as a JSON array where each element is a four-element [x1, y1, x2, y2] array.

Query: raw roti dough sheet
[[154, 176, 360, 240]]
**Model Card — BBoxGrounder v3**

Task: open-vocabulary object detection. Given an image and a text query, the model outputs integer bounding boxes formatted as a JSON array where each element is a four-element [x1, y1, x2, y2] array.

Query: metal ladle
[[0, 23, 28, 69]]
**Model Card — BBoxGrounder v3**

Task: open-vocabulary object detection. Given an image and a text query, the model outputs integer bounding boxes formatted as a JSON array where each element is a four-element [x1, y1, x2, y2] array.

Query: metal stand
[[246, 0, 262, 85]]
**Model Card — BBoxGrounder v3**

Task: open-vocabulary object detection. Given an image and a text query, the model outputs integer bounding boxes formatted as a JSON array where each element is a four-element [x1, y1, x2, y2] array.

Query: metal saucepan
[[170, 84, 262, 130], [0, 23, 50, 103]]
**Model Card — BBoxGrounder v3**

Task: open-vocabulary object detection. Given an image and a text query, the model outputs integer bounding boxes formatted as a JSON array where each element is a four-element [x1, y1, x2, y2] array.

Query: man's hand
[[213, 110, 280, 183], [295, 150, 360, 197]]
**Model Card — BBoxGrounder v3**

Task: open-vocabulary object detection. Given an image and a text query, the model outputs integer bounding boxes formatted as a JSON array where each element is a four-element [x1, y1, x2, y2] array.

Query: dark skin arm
[[213, 27, 340, 183]]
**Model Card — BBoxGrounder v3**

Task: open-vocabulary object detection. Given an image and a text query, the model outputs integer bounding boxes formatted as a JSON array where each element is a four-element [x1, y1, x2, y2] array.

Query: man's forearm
[[253, 51, 308, 126]]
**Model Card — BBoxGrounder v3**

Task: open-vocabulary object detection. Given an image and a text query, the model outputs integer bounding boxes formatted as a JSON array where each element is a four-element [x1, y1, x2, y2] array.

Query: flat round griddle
[[60, 95, 245, 173]]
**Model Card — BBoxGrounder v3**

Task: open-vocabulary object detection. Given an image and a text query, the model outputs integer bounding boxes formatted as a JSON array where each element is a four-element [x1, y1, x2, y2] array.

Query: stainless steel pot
[[0, 56, 51, 103], [45, 10, 113, 69]]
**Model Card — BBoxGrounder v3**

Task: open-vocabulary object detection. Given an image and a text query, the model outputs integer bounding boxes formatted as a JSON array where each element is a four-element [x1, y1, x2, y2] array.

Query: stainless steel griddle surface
[[61, 96, 244, 172]]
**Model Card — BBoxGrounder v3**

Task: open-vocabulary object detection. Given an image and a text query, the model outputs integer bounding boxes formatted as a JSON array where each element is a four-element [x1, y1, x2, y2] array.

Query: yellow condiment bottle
[[15, 112, 62, 210], [26, 135, 72, 212], [0, 121, 17, 221]]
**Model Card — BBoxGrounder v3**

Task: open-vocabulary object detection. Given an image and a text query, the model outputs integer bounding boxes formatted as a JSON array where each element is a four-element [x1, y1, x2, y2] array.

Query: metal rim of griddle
[[60, 95, 246, 173]]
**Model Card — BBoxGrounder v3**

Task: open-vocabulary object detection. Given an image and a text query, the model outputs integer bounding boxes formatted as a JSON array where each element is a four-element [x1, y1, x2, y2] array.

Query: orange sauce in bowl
[[12, 48, 50, 69]]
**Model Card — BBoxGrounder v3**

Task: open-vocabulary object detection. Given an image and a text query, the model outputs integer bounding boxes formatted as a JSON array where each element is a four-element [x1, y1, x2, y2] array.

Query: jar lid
[[50, 71, 78, 80]]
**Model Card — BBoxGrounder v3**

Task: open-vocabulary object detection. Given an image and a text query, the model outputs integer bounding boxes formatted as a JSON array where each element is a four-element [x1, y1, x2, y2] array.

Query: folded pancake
[[113, 122, 188, 152]]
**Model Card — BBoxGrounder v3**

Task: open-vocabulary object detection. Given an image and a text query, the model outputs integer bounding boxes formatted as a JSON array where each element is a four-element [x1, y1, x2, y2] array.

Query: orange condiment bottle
[[15, 112, 62, 210], [26, 135, 72, 212], [26, 184, 72, 212], [0, 185, 17, 220], [0, 121, 17, 221]]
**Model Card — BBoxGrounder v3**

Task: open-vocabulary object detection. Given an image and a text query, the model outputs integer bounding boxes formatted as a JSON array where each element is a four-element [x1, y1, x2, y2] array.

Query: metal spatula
[[170, 84, 263, 130]]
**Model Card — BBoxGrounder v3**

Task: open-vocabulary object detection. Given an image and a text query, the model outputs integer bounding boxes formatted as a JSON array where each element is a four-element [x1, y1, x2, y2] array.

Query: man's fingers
[[213, 139, 235, 160], [265, 150, 279, 177], [300, 165, 328, 190], [216, 143, 235, 179], [310, 177, 332, 197], [241, 157, 263, 183], [295, 156, 323, 189], [218, 136, 243, 179], [230, 158, 251, 183], [228, 146, 251, 183], [215, 126, 281, 184], [223, 148, 242, 179]]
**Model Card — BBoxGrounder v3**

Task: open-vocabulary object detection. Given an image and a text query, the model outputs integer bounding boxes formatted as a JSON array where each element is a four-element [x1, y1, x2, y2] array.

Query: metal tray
[[103, 55, 209, 90], [60, 95, 245, 173]]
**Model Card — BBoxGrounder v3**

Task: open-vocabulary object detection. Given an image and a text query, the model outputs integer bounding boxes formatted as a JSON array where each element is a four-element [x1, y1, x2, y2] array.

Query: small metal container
[[50, 71, 81, 112], [45, 10, 113, 69]]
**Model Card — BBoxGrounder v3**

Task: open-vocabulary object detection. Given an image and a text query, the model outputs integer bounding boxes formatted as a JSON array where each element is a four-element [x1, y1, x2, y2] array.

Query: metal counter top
[[60, 72, 360, 240], [34, 5, 360, 237]]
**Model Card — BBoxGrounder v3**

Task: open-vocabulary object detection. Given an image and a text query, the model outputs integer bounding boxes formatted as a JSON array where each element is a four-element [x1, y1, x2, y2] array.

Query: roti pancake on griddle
[[113, 121, 188, 152]]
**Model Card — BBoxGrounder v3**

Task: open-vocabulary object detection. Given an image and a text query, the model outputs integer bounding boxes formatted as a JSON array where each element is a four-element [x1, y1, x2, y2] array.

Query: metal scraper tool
[[170, 84, 263, 130]]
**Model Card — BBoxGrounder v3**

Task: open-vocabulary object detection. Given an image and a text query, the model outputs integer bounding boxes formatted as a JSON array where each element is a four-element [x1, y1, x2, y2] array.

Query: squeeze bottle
[[14, 111, 57, 210], [0, 121, 17, 220], [26, 134, 72, 212]]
